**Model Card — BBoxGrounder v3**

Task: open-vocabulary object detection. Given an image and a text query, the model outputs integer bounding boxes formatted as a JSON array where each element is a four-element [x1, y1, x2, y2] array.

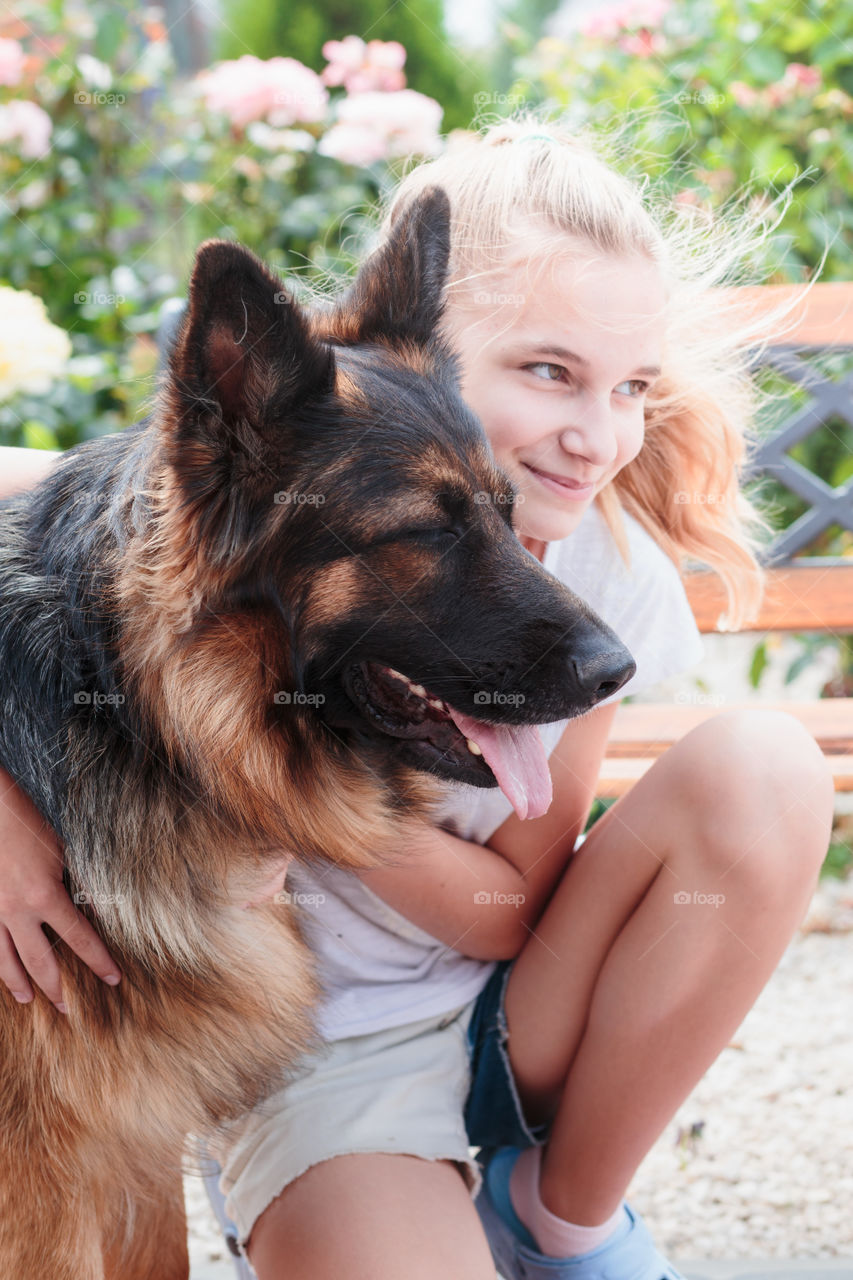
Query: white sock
[[508, 1145, 630, 1259]]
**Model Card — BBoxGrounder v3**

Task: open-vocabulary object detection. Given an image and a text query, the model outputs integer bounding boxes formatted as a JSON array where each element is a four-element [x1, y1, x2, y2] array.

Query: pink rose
[[729, 81, 759, 108], [766, 82, 793, 108], [618, 30, 665, 56], [783, 62, 821, 92], [760, 62, 822, 111], [0, 37, 25, 87], [321, 35, 406, 93], [321, 36, 367, 86], [0, 99, 52, 159], [195, 55, 327, 129], [316, 123, 390, 166], [318, 89, 442, 165], [580, 0, 669, 38]]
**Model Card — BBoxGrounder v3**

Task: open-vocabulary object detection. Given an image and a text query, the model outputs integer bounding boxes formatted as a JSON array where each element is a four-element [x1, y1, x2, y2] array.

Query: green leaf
[[742, 45, 788, 82], [749, 640, 770, 689], [94, 10, 125, 63], [785, 649, 817, 684], [22, 420, 60, 450]]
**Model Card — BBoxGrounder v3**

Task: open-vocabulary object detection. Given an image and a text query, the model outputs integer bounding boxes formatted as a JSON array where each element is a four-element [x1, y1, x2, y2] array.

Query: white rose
[[0, 287, 71, 400]]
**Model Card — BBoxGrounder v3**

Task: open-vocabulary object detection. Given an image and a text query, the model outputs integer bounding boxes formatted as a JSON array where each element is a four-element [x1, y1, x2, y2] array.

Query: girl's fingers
[[1, 896, 121, 1008], [0, 924, 34, 1003], [5, 921, 65, 1006], [44, 898, 121, 987]]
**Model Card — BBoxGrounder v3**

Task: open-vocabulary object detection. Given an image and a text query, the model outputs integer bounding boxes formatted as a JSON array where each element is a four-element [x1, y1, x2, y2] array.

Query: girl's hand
[[0, 768, 121, 1009]]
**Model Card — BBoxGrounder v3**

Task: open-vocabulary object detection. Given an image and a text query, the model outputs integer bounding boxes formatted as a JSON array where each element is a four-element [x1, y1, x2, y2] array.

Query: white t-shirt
[[287, 501, 705, 1041]]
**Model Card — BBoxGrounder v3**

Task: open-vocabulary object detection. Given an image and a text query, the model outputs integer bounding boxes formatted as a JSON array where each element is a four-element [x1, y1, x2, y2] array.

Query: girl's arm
[[0, 447, 122, 1003], [355, 699, 620, 959], [0, 445, 62, 498]]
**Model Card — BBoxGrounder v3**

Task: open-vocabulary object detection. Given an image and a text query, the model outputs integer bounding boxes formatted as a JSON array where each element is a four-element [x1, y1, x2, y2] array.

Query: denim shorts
[[211, 956, 548, 1248], [465, 956, 551, 1152]]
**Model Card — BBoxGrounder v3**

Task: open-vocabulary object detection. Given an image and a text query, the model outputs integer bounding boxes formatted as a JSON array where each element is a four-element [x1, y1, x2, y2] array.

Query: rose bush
[[0, 0, 442, 449], [511, 0, 852, 282]]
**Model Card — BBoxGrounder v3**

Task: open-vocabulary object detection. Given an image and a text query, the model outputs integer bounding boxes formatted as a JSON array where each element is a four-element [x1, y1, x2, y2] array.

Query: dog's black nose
[[570, 649, 636, 702]]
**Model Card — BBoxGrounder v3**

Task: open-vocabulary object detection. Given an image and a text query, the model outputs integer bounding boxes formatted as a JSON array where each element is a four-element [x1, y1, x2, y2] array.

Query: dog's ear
[[167, 240, 335, 437], [327, 185, 451, 348]]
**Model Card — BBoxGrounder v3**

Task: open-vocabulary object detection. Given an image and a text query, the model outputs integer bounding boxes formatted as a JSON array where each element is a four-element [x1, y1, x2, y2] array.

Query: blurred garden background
[[1, 0, 853, 879]]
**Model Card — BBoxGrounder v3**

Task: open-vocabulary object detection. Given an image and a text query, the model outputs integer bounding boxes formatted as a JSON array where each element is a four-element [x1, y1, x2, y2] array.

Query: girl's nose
[[558, 406, 619, 469]]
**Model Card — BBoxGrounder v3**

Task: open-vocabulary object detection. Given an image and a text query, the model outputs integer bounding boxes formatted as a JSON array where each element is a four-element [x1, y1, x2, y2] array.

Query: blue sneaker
[[474, 1146, 685, 1280]]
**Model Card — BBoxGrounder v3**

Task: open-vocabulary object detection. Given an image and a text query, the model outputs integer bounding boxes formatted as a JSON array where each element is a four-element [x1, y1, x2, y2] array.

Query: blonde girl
[[0, 114, 833, 1280]]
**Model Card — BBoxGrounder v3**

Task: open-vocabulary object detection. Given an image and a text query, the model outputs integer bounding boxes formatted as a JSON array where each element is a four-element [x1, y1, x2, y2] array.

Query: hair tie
[[517, 131, 555, 143]]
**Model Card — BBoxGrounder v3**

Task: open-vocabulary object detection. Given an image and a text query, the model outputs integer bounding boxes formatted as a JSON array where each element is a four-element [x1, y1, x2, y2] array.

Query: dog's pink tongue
[[447, 708, 552, 820]]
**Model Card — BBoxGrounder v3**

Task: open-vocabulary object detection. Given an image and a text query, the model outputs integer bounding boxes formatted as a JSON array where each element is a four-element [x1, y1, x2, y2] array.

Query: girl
[[0, 116, 834, 1280]]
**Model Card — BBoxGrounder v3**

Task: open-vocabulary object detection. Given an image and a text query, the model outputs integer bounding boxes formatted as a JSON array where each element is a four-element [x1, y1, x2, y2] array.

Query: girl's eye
[[525, 362, 567, 382], [615, 379, 650, 398], [525, 365, 649, 397]]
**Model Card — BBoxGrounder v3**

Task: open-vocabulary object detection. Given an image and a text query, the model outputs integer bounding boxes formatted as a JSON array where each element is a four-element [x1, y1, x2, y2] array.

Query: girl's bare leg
[[504, 710, 834, 1224], [247, 1153, 496, 1280]]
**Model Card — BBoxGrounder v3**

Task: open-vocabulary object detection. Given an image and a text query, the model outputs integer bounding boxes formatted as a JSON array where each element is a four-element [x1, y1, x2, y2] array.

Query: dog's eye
[[404, 527, 460, 546]]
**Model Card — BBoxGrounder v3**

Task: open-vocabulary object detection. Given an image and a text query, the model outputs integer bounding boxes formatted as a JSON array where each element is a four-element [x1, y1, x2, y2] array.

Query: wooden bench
[[598, 283, 853, 798]]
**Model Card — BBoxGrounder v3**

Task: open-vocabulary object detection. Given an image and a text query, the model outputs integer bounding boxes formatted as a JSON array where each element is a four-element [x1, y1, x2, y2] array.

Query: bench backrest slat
[[730, 282, 853, 344], [683, 564, 853, 634]]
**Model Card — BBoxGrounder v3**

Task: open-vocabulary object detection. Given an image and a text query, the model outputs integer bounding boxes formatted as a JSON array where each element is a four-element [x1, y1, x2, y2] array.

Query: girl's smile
[[442, 247, 668, 547], [521, 463, 596, 501]]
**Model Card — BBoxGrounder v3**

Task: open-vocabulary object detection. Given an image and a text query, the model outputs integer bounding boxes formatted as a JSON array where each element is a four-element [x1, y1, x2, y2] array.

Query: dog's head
[[160, 189, 634, 823]]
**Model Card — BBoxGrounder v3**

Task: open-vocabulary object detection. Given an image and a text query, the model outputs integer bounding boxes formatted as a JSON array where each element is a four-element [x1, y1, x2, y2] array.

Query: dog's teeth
[[466, 739, 483, 756], [427, 698, 445, 710], [379, 666, 432, 701]]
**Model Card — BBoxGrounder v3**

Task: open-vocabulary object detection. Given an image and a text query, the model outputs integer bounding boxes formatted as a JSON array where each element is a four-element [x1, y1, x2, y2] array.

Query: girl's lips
[[523, 462, 596, 501]]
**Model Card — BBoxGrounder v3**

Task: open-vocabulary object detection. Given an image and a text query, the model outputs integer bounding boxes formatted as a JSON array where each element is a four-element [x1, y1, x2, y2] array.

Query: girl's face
[[442, 246, 667, 550]]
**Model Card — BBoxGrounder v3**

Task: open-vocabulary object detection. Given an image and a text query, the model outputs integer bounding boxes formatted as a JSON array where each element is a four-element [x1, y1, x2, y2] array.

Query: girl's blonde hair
[[361, 109, 810, 630]]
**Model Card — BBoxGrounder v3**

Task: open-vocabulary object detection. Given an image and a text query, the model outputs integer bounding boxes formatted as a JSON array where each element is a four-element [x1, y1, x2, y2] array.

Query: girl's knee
[[670, 709, 834, 883]]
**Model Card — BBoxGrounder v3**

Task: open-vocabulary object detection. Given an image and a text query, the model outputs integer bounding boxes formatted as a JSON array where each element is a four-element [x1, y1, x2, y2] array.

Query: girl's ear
[[168, 240, 335, 438], [327, 185, 451, 349]]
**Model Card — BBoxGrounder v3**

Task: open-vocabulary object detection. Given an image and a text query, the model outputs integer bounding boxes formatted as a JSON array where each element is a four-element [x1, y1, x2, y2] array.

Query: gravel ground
[[184, 879, 853, 1272]]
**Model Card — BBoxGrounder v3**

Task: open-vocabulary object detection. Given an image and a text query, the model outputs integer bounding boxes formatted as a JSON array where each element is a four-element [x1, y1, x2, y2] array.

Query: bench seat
[[598, 701, 853, 797]]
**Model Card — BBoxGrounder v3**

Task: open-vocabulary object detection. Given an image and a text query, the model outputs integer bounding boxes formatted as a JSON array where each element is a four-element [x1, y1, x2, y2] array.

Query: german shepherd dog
[[0, 186, 634, 1278]]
